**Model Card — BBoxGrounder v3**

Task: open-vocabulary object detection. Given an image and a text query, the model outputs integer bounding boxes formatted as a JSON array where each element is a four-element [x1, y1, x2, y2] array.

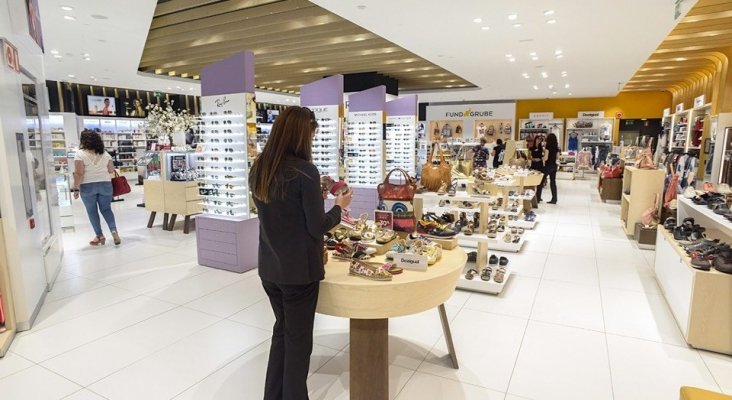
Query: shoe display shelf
[[620, 166, 666, 236], [508, 216, 538, 229], [414, 191, 514, 294], [488, 205, 523, 217], [654, 227, 732, 355], [677, 196, 732, 238]]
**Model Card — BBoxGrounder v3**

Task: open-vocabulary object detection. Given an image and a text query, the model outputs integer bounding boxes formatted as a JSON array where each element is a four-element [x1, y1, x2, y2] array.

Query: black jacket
[[252, 157, 341, 284]]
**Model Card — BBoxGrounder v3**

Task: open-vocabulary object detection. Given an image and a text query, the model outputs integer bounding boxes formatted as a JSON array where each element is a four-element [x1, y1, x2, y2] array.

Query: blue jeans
[[80, 181, 117, 236]]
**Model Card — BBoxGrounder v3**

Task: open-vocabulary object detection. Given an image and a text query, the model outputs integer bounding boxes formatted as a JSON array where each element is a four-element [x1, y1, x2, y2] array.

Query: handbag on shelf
[[636, 141, 656, 170], [420, 143, 451, 191], [111, 171, 131, 197], [377, 168, 417, 233], [454, 146, 473, 177]]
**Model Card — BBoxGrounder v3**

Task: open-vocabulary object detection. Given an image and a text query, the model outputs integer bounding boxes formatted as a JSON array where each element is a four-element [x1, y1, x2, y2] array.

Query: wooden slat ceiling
[[624, 0, 732, 92], [140, 0, 474, 93]]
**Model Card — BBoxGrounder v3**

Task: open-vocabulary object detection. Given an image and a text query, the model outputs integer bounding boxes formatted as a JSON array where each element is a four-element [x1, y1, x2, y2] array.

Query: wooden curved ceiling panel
[[140, 0, 474, 93], [624, 0, 732, 92]]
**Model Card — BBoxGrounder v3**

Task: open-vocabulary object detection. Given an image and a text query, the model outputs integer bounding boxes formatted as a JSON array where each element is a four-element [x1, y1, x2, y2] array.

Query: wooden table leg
[[163, 213, 169, 230], [350, 318, 388, 400], [183, 215, 191, 234], [147, 211, 156, 228], [167, 214, 177, 231], [438, 304, 459, 369]]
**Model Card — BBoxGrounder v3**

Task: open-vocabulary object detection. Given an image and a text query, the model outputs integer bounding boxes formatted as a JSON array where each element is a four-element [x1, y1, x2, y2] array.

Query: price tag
[[394, 253, 428, 271]]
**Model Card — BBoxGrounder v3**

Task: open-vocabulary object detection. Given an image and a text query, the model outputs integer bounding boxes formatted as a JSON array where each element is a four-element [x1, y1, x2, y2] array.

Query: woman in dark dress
[[249, 106, 352, 400], [529, 135, 545, 172], [537, 133, 560, 204], [473, 137, 489, 168]]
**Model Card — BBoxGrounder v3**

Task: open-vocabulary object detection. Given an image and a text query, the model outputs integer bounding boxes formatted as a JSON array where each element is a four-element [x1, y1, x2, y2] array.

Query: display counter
[[317, 247, 466, 400], [144, 180, 202, 233]]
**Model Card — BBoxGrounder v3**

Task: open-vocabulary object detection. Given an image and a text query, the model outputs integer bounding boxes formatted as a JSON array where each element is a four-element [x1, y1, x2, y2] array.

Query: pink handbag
[[641, 194, 660, 226]]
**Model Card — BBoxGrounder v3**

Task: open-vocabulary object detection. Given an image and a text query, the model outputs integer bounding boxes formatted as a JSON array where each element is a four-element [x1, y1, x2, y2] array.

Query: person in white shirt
[[73, 130, 120, 246]]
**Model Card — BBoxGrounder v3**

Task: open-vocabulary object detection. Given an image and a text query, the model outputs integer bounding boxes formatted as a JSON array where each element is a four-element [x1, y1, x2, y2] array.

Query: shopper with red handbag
[[73, 129, 121, 246]]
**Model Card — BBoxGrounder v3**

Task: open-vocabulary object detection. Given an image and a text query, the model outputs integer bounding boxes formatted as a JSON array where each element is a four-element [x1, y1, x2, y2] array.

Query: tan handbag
[[637, 141, 655, 169], [421, 143, 451, 191], [455, 146, 473, 177], [641, 193, 660, 227]]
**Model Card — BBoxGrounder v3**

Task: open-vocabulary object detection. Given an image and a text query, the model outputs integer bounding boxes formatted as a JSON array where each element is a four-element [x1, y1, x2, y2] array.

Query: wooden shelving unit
[[620, 166, 665, 235]]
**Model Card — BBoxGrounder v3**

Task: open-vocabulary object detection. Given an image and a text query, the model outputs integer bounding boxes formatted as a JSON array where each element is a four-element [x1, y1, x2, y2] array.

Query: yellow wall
[[516, 91, 672, 143]]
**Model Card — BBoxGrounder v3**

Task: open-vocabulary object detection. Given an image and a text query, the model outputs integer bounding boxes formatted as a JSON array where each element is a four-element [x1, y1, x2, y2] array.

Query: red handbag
[[377, 168, 417, 233], [112, 171, 131, 197]]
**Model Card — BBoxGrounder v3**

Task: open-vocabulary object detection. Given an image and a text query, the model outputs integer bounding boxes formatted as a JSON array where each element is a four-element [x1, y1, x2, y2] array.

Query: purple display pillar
[[301, 75, 344, 107], [349, 86, 386, 112], [200, 51, 255, 96], [386, 94, 418, 116]]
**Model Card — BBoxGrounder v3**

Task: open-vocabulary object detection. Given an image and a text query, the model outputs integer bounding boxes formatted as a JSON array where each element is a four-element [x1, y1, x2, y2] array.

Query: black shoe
[[547, 200, 557, 204], [467, 251, 477, 262], [488, 254, 498, 266]]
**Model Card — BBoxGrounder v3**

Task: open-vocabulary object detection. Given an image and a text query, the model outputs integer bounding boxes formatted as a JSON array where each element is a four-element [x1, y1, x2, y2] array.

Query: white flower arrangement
[[144, 100, 197, 142]]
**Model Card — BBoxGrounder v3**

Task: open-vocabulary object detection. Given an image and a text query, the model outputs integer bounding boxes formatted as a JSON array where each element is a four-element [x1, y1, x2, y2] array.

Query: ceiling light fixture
[[513, 23, 522, 28], [544, 10, 555, 16], [675, 57, 687, 61], [533, 85, 539, 90], [546, 19, 557, 24], [508, 13, 518, 20], [568, 92, 573, 96], [548, 84, 554, 89], [552, 91, 558, 95], [53, 54, 62, 59], [561, 71, 568, 77], [167, 87, 172, 90], [63, 15, 76, 21], [529, 52, 537, 56], [565, 83, 570, 88], [505, 54, 512, 58], [554, 50, 562, 55], [541, 72, 548, 78], [50, 49, 59, 54], [67, 74, 75, 78], [556, 54, 564, 59], [83, 57, 91, 61], [509, 58, 516, 62], [473, 17, 482, 23], [481, 26, 490, 30], [60, 5, 73, 11], [531, 56, 539, 61]]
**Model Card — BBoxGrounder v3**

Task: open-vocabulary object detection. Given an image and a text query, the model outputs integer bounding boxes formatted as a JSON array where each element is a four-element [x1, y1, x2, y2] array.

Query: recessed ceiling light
[[544, 10, 555, 16], [63, 15, 76, 21], [83, 57, 91, 61], [529, 52, 537, 56], [60, 5, 73, 11], [473, 18, 482, 23], [552, 91, 557, 95], [533, 85, 539, 90], [481, 26, 490, 30], [675, 57, 687, 61], [565, 83, 570, 88], [546, 19, 557, 24], [509, 58, 516, 62], [561, 71, 568, 77], [556, 54, 564, 59], [541, 72, 548, 78], [554, 50, 563, 55], [53, 54, 62, 59], [548, 84, 554, 89], [189, 88, 194, 91], [67, 74, 75, 78], [167, 87, 171, 90], [568, 92, 573, 96], [513, 23, 522, 28], [531, 56, 539, 61], [50, 49, 59, 54], [508, 13, 518, 20], [90, 14, 108, 19], [505, 54, 513, 58]]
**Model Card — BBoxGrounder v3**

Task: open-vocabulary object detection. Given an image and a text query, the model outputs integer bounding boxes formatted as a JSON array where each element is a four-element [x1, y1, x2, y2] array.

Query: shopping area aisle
[[0, 180, 731, 400]]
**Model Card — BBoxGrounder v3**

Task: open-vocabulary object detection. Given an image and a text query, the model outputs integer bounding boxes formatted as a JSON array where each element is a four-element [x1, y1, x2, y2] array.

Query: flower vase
[[171, 131, 186, 147]]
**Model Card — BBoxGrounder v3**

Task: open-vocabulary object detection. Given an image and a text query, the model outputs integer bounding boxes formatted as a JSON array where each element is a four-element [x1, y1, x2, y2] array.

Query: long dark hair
[[545, 133, 559, 151], [250, 106, 318, 203], [79, 129, 105, 154], [533, 135, 544, 148]]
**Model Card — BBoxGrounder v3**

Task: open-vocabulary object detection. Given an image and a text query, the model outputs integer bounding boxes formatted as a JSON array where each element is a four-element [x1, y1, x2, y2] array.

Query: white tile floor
[[1, 179, 732, 399]]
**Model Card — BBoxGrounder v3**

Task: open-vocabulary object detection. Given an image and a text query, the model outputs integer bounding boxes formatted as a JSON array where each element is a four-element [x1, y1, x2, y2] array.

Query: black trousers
[[262, 279, 320, 400], [537, 165, 558, 202]]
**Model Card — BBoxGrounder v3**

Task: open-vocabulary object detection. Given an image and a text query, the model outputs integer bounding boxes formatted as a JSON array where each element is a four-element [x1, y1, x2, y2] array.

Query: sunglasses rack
[[310, 105, 341, 180], [345, 111, 385, 188], [385, 115, 417, 177], [197, 93, 250, 218]]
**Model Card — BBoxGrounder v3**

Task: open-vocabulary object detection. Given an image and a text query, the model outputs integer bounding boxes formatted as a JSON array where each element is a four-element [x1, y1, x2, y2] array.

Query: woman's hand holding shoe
[[335, 189, 353, 209]]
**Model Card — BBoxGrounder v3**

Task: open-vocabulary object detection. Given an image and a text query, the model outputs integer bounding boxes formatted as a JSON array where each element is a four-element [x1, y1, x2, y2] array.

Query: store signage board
[[394, 253, 428, 271], [2, 39, 20, 73], [578, 111, 605, 118], [374, 210, 393, 230], [676, 103, 685, 113], [426, 102, 516, 120], [529, 112, 554, 120], [694, 95, 705, 109], [100, 119, 116, 131], [663, 108, 671, 117]]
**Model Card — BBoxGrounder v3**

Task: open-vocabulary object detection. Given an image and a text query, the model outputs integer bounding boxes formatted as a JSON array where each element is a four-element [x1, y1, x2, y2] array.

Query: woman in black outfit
[[529, 135, 545, 171], [537, 133, 560, 204], [249, 106, 352, 400], [492, 138, 505, 168]]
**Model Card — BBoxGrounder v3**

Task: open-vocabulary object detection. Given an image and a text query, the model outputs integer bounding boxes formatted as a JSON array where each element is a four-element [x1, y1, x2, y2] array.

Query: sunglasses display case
[[345, 111, 385, 188], [311, 105, 341, 180], [197, 93, 250, 219], [385, 115, 417, 177]]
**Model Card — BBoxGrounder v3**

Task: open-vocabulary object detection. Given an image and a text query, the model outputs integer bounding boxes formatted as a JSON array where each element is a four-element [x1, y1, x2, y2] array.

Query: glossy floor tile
[[2, 179, 730, 399]]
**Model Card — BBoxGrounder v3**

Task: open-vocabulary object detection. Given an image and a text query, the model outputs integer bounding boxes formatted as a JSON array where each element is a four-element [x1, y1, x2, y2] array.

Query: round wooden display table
[[317, 247, 467, 400]]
